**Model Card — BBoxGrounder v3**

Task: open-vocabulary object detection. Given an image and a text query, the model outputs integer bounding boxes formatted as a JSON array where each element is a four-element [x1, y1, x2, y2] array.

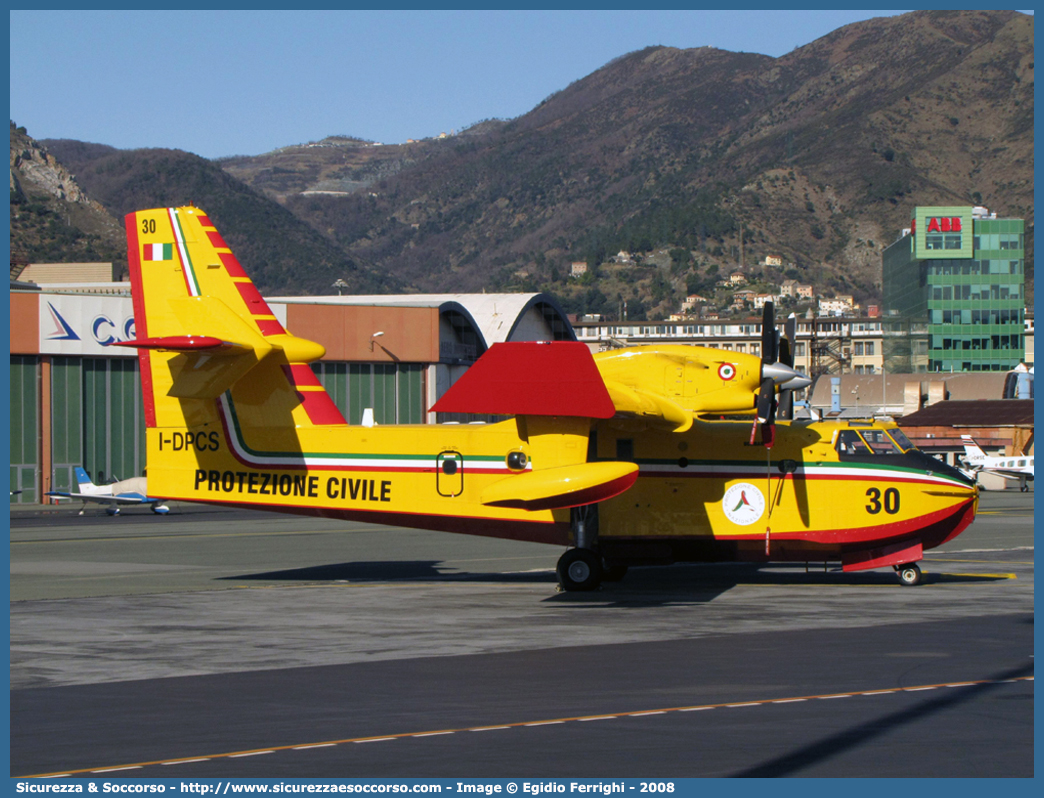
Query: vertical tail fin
[[74, 467, 95, 488], [121, 207, 346, 431], [960, 435, 987, 465]]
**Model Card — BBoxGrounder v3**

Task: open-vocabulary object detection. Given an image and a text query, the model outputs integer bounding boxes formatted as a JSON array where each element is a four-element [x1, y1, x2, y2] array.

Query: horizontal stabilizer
[[112, 335, 250, 353], [119, 295, 326, 400], [430, 342, 616, 418], [480, 460, 639, 511]]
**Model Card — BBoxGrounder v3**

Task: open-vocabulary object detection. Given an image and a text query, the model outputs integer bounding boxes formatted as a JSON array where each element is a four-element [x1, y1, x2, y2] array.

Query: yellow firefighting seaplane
[[118, 206, 978, 590]]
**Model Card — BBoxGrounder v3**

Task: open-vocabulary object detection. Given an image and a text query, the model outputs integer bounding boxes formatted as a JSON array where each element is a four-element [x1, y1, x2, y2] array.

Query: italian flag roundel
[[143, 243, 174, 261]]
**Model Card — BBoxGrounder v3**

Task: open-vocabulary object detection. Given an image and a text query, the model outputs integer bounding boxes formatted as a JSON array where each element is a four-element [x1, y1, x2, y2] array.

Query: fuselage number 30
[[866, 487, 900, 515]]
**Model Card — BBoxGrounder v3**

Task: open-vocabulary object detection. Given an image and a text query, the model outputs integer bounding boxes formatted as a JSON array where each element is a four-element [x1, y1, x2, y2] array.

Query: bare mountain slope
[[38, 139, 395, 295], [229, 10, 1031, 304], [9, 123, 125, 271]]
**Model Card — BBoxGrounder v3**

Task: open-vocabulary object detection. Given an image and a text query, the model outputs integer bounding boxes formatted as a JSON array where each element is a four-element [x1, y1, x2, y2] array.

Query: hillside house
[[570, 262, 588, 277], [681, 294, 707, 312], [730, 289, 756, 309], [780, 280, 815, 299], [819, 296, 854, 315], [753, 293, 782, 310]]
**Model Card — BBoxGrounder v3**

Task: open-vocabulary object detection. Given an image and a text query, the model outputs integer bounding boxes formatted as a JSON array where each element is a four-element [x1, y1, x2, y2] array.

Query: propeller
[[750, 303, 809, 447], [777, 313, 798, 421]]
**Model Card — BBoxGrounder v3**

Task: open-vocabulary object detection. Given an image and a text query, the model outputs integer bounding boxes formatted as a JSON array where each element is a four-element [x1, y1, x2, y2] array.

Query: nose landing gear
[[894, 562, 922, 586]]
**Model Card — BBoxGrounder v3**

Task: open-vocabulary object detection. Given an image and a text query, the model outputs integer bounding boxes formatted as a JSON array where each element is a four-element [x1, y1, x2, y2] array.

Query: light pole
[[332, 278, 349, 296]]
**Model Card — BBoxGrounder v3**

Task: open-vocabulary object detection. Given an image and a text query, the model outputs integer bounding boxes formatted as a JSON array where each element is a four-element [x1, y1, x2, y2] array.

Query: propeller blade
[[750, 376, 777, 447], [778, 336, 791, 369], [761, 302, 777, 365], [756, 377, 775, 423], [783, 313, 797, 366], [777, 313, 800, 421]]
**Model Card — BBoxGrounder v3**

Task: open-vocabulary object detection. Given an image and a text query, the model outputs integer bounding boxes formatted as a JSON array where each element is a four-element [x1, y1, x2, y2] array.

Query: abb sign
[[913, 217, 963, 233], [927, 216, 962, 233]]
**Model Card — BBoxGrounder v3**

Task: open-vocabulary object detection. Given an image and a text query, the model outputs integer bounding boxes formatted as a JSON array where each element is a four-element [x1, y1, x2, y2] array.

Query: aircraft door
[[437, 450, 464, 497]]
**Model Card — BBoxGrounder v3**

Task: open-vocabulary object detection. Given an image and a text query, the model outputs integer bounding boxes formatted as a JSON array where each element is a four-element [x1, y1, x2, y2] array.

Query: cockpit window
[[861, 429, 904, 455], [836, 430, 872, 456], [836, 429, 905, 457], [888, 428, 915, 452]]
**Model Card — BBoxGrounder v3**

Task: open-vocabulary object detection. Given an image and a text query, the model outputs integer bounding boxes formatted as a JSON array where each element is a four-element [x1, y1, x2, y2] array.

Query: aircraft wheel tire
[[557, 549, 603, 592], [896, 563, 922, 587], [602, 563, 629, 582]]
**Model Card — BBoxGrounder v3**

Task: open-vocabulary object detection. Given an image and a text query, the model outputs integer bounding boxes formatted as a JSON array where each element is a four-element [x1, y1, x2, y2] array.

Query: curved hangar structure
[[275, 293, 576, 355], [271, 293, 576, 421]]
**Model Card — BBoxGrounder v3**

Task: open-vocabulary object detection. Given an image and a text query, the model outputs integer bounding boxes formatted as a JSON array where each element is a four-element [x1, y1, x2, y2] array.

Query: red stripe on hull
[[721, 500, 977, 548], [602, 499, 976, 565], [842, 540, 922, 572], [639, 470, 962, 488]]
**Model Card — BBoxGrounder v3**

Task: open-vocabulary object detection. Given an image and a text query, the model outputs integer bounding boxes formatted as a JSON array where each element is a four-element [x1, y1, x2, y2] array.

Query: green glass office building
[[882, 206, 1025, 373]]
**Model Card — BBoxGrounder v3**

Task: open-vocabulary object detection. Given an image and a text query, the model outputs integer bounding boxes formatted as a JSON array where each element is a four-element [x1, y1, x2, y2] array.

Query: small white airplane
[[960, 435, 1034, 492], [46, 467, 170, 515]]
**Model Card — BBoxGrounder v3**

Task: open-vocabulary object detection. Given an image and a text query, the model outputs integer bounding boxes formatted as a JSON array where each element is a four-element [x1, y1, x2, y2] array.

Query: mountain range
[[12, 9, 1033, 316]]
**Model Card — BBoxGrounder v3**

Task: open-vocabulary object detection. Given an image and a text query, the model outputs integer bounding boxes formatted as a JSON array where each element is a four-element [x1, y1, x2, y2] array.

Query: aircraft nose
[[907, 450, 978, 489]]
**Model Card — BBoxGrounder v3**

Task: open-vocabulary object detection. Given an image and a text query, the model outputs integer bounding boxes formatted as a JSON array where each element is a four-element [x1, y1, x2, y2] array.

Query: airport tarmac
[[10, 491, 1034, 778]]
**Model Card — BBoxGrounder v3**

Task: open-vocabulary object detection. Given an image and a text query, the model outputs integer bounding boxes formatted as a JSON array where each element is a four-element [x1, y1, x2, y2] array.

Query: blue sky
[[10, 10, 928, 159]]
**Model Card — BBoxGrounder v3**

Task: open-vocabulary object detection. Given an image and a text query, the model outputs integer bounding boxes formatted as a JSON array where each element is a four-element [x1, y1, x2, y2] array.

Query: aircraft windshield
[[860, 430, 904, 455], [888, 428, 915, 452], [835, 429, 905, 457], [836, 430, 872, 456]]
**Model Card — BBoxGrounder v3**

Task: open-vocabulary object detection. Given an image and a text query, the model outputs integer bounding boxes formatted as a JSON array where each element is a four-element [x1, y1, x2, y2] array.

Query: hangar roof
[[898, 400, 1034, 428], [271, 293, 575, 349]]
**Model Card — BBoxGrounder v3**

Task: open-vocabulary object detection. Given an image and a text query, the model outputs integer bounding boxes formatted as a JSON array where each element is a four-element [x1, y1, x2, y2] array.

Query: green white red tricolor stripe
[[143, 243, 173, 261]]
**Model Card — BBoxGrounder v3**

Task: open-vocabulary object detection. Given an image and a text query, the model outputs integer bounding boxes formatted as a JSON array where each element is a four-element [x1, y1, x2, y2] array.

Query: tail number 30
[[866, 487, 900, 515]]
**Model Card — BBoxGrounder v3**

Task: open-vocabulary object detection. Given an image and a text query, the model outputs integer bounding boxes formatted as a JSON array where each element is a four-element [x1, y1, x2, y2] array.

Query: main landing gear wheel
[[895, 562, 922, 587], [557, 548, 603, 592]]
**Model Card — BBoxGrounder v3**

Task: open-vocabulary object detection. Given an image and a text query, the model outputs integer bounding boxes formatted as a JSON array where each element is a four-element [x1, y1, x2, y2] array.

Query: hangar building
[[8, 282, 574, 503]]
